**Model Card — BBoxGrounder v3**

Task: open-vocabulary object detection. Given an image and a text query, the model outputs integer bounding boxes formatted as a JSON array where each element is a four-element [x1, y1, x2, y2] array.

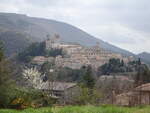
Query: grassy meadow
[[1, 106, 150, 113]]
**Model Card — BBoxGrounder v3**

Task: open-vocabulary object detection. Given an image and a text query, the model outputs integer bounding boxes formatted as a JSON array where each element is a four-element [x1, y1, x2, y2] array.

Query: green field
[[1, 106, 150, 113]]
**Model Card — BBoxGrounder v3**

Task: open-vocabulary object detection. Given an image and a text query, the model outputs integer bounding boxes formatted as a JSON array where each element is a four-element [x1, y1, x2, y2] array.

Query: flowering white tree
[[22, 67, 44, 89]]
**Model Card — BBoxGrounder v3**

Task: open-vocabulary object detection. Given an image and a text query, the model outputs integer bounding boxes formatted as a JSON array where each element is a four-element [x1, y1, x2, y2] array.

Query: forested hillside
[[0, 31, 31, 56]]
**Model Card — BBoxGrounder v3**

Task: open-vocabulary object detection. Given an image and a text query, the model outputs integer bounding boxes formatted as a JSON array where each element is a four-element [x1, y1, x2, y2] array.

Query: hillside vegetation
[[0, 31, 30, 56]]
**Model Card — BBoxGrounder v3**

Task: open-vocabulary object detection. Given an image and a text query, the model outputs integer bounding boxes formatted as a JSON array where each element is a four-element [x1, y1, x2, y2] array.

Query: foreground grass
[[1, 106, 150, 113]]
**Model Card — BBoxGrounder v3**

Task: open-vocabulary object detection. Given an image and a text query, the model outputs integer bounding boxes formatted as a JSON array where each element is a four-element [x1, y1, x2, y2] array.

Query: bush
[[0, 85, 56, 109], [75, 86, 102, 105], [46, 48, 64, 57]]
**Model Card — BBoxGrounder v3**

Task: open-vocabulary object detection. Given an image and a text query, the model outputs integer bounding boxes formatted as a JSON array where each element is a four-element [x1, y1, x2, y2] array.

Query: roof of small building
[[115, 91, 135, 106], [99, 75, 133, 81], [116, 91, 134, 98], [135, 83, 150, 92], [33, 56, 46, 60], [40, 82, 77, 91]]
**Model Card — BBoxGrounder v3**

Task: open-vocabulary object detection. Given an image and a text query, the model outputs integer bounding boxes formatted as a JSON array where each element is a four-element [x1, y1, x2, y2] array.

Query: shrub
[[0, 85, 56, 109], [75, 86, 102, 105]]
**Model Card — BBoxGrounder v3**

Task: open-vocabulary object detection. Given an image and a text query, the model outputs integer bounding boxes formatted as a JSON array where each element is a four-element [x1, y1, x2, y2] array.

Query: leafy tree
[[135, 64, 150, 85], [46, 48, 63, 57], [76, 86, 102, 105], [0, 41, 12, 86], [0, 41, 14, 108]]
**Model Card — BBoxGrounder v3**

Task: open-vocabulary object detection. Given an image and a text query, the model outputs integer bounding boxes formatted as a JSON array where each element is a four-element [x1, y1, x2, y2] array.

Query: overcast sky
[[0, 0, 150, 54]]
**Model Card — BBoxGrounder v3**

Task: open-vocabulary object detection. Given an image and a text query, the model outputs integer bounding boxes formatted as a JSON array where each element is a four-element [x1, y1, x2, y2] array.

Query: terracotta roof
[[135, 83, 150, 91], [40, 82, 77, 91]]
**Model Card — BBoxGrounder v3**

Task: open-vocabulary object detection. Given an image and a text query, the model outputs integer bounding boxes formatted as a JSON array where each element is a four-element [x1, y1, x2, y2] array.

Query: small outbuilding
[[40, 82, 80, 104], [115, 83, 150, 106]]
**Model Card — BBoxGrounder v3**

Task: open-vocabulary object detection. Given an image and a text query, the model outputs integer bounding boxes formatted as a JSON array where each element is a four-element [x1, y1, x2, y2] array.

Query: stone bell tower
[[53, 33, 60, 43], [45, 33, 61, 50], [93, 42, 101, 51]]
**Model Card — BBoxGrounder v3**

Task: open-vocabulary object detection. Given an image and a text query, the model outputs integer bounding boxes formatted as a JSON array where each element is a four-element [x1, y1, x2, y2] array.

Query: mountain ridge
[[0, 12, 134, 56], [137, 52, 150, 64]]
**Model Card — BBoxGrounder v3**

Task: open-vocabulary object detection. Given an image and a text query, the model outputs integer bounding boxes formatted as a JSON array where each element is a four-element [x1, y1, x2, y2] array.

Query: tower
[[45, 34, 61, 50], [92, 42, 101, 51], [46, 34, 50, 40], [45, 34, 51, 50], [53, 33, 60, 43], [96, 42, 101, 48]]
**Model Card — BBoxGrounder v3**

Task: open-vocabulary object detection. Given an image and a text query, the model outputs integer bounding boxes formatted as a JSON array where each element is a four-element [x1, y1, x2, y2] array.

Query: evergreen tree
[[135, 64, 150, 85], [121, 60, 124, 67], [83, 65, 95, 89], [137, 58, 141, 65]]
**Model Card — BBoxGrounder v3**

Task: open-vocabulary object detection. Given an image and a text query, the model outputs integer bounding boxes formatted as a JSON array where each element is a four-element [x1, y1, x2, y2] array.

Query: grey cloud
[[24, 0, 60, 7], [0, 0, 150, 53]]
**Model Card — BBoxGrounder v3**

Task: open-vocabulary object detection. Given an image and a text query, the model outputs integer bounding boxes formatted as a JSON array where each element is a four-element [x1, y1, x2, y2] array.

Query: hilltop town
[[32, 34, 134, 70], [12, 33, 148, 106]]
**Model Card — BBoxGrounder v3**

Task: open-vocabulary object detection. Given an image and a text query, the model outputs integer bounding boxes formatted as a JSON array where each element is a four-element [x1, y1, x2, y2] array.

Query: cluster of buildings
[[32, 34, 133, 69], [29, 34, 150, 106]]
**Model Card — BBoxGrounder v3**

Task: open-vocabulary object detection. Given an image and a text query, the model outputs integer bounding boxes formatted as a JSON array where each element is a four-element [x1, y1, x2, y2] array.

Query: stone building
[[40, 82, 80, 104], [45, 34, 61, 50], [45, 34, 82, 54]]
